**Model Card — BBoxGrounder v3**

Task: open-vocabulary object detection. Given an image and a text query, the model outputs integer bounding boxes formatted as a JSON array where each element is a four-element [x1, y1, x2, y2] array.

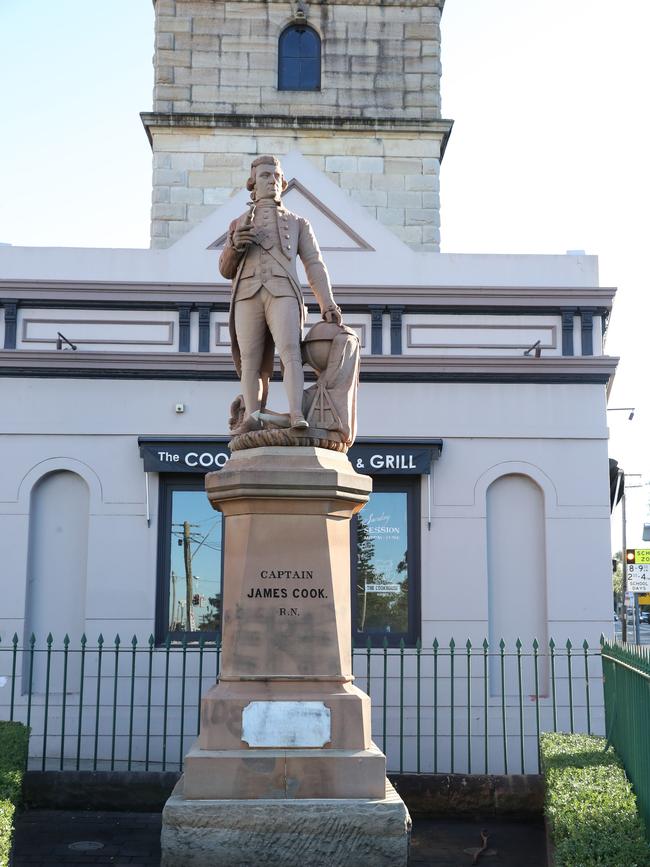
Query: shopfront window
[[143, 438, 436, 646], [352, 476, 420, 647], [157, 476, 222, 642]]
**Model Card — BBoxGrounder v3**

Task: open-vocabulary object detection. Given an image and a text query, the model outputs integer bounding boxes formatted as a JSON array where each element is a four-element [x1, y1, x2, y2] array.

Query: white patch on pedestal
[[241, 701, 331, 748]]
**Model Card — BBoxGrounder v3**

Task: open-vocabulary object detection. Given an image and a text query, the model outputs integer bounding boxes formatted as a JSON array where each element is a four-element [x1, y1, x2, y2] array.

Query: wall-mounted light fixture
[[523, 340, 541, 358], [607, 407, 635, 421], [56, 332, 77, 351]]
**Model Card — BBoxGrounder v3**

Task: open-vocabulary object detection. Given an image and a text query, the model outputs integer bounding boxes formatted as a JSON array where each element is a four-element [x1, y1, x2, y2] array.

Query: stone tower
[[143, 0, 452, 251]]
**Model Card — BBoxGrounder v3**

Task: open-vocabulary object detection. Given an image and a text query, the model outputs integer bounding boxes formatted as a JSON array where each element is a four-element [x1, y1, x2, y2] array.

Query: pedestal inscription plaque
[[241, 701, 331, 748]]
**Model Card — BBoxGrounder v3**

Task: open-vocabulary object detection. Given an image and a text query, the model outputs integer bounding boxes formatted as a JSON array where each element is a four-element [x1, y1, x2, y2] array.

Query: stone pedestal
[[162, 779, 410, 867], [161, 447, 411, 866]]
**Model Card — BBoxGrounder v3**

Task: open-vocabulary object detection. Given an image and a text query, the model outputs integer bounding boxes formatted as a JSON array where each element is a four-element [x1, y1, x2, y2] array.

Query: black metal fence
[[0, 633, 605, 774]]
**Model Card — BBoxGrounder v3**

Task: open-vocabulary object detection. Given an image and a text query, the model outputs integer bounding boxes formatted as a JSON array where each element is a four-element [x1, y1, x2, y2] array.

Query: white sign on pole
[[628, 563, 650, 593]]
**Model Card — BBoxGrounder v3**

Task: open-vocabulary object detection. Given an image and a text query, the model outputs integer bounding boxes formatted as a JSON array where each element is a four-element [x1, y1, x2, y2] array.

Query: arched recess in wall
[[486, 473, 548, 695], [24, 470, 90, 690]]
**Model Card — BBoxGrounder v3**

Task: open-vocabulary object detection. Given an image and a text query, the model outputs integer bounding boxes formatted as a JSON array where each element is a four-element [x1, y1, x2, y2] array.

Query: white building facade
[[0, 0, 618, 773]]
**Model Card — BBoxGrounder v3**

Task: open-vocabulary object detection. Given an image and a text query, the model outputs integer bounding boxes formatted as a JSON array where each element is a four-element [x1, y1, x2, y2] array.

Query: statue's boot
[[231, 414, 263, 436], [290, 412, 309, 429]]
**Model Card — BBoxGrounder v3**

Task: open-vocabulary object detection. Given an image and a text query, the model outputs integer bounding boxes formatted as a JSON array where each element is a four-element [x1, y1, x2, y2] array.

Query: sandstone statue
[[219, 155, 360, 448]]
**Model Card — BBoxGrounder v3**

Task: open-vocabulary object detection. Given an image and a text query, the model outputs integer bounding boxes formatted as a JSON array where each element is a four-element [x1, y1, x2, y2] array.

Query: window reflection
[[168, 490, 222, 635], [355, 491, 409, 635]]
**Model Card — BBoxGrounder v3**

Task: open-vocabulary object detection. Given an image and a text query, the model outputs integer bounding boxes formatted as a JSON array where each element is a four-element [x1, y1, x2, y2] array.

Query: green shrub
[[541, 732, 650, 867], [0, 721, 29, 867]]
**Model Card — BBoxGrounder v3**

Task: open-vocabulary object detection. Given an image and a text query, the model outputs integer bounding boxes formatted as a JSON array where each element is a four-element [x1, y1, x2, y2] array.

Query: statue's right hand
[[232, 227, 255, 251], [233, 219, 256, 252]]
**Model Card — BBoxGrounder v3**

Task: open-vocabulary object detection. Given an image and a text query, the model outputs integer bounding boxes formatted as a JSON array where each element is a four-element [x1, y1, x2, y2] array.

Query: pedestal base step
[[184, 740, 386, 799], [161, 778, 411, 867]]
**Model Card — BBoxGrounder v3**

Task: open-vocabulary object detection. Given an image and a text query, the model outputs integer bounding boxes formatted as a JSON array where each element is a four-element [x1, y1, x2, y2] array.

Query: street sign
[[628, 563, 650, 593], [626, 549, 650, 592]]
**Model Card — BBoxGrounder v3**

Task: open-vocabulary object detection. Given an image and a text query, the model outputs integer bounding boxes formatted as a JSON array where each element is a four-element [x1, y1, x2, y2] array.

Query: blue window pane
[[279, 25, 320, 91], [169, 490, 222, 634]]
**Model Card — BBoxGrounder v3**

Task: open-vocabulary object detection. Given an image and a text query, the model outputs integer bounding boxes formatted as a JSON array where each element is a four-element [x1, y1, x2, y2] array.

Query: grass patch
[[0, 721, 29, 867], [541, 732, 650, 867]]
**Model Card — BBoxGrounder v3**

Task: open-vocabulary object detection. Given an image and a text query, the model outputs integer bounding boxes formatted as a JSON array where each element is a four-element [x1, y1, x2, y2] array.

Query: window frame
[[350, 475, 422, 648], [155, 473, 224, 645], [277, 23, 321, 92]]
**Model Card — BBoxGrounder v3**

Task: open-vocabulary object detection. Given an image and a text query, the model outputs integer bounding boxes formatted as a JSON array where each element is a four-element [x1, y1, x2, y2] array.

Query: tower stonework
[[144, 0, 452, 251]]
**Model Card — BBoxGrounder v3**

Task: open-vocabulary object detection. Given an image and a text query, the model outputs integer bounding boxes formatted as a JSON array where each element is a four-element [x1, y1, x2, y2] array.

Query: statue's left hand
[[322, 304, 343, 326]]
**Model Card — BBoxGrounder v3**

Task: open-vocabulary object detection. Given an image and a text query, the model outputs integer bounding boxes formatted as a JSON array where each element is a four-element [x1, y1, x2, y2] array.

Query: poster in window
[[355, 491, 409, 635]]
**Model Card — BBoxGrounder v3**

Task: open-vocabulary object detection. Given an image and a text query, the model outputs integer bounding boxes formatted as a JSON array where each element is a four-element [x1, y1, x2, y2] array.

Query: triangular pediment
[[163, 151, 415, 288], [207, 179, 374, 252]]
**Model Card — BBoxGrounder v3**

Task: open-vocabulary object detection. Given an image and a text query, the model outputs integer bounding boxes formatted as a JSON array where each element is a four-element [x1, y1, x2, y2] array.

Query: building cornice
[[0, 350, 619, 387], [140, 113, 455, 157], [0, 282, 616, 314], [156, 0, 445, 8]]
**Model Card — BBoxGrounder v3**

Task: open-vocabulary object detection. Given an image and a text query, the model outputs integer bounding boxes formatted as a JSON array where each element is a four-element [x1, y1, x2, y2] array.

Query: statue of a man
[[219, 155, 342, 435]]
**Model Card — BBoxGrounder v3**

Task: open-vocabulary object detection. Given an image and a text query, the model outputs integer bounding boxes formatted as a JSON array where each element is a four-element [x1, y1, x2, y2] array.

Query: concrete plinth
[[161, 778, 411, 867]]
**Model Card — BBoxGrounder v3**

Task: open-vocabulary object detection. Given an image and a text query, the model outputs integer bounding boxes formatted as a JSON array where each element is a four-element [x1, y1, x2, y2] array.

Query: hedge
[[0, 721, 29, 867], [541, 732, 650, 867]]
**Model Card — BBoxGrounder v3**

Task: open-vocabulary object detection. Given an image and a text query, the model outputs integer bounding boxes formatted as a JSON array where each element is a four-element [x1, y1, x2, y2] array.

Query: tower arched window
[[278, 24, 321, 91]]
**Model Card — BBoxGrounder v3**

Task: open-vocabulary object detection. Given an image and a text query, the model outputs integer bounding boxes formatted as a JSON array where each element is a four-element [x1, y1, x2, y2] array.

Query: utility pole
[[183, 520, 196, 631], [170, 570, 178, 630]]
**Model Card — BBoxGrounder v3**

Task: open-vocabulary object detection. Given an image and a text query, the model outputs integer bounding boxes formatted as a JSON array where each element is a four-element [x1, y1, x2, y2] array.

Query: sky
[[1, 0, 648, 547]]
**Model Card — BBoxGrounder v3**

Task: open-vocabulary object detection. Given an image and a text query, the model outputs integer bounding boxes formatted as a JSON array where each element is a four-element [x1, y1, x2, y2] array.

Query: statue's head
[[247, 155, 287, 202]]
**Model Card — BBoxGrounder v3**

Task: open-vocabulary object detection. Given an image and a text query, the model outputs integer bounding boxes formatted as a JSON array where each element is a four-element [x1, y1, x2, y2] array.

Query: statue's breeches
[[234, 288, 304, 416], [234, 288, 302, 365]]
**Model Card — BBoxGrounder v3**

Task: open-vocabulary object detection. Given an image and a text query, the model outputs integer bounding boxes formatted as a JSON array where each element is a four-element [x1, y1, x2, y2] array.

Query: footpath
[[12, 809, 546, 866]]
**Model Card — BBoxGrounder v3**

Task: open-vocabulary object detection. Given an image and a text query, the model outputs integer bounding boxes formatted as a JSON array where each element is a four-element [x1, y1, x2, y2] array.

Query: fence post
[[10, 633, 18, 722], [499, 638, 508, 774], [145, 634, 155, 771], [382, 637, 388, 756], [416, 637, 421, 773], [433, 638, 439, 773], [41, 633, 53, 771], [566, 639, 574, 734], [75, 633, 87, 771], [516, 637, 524, 774], [549, 637, 557, 732], [466, 639, 472, 775], [583, 639, 591, 734], [60, 634, 70, 771], [533, 638, 540, 772], [128, 635, 138, 771], [482, 638, 489, 774], [26, 633, 35, 730], [450, 638, 456, 774], [93, 634, 104, 771]]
